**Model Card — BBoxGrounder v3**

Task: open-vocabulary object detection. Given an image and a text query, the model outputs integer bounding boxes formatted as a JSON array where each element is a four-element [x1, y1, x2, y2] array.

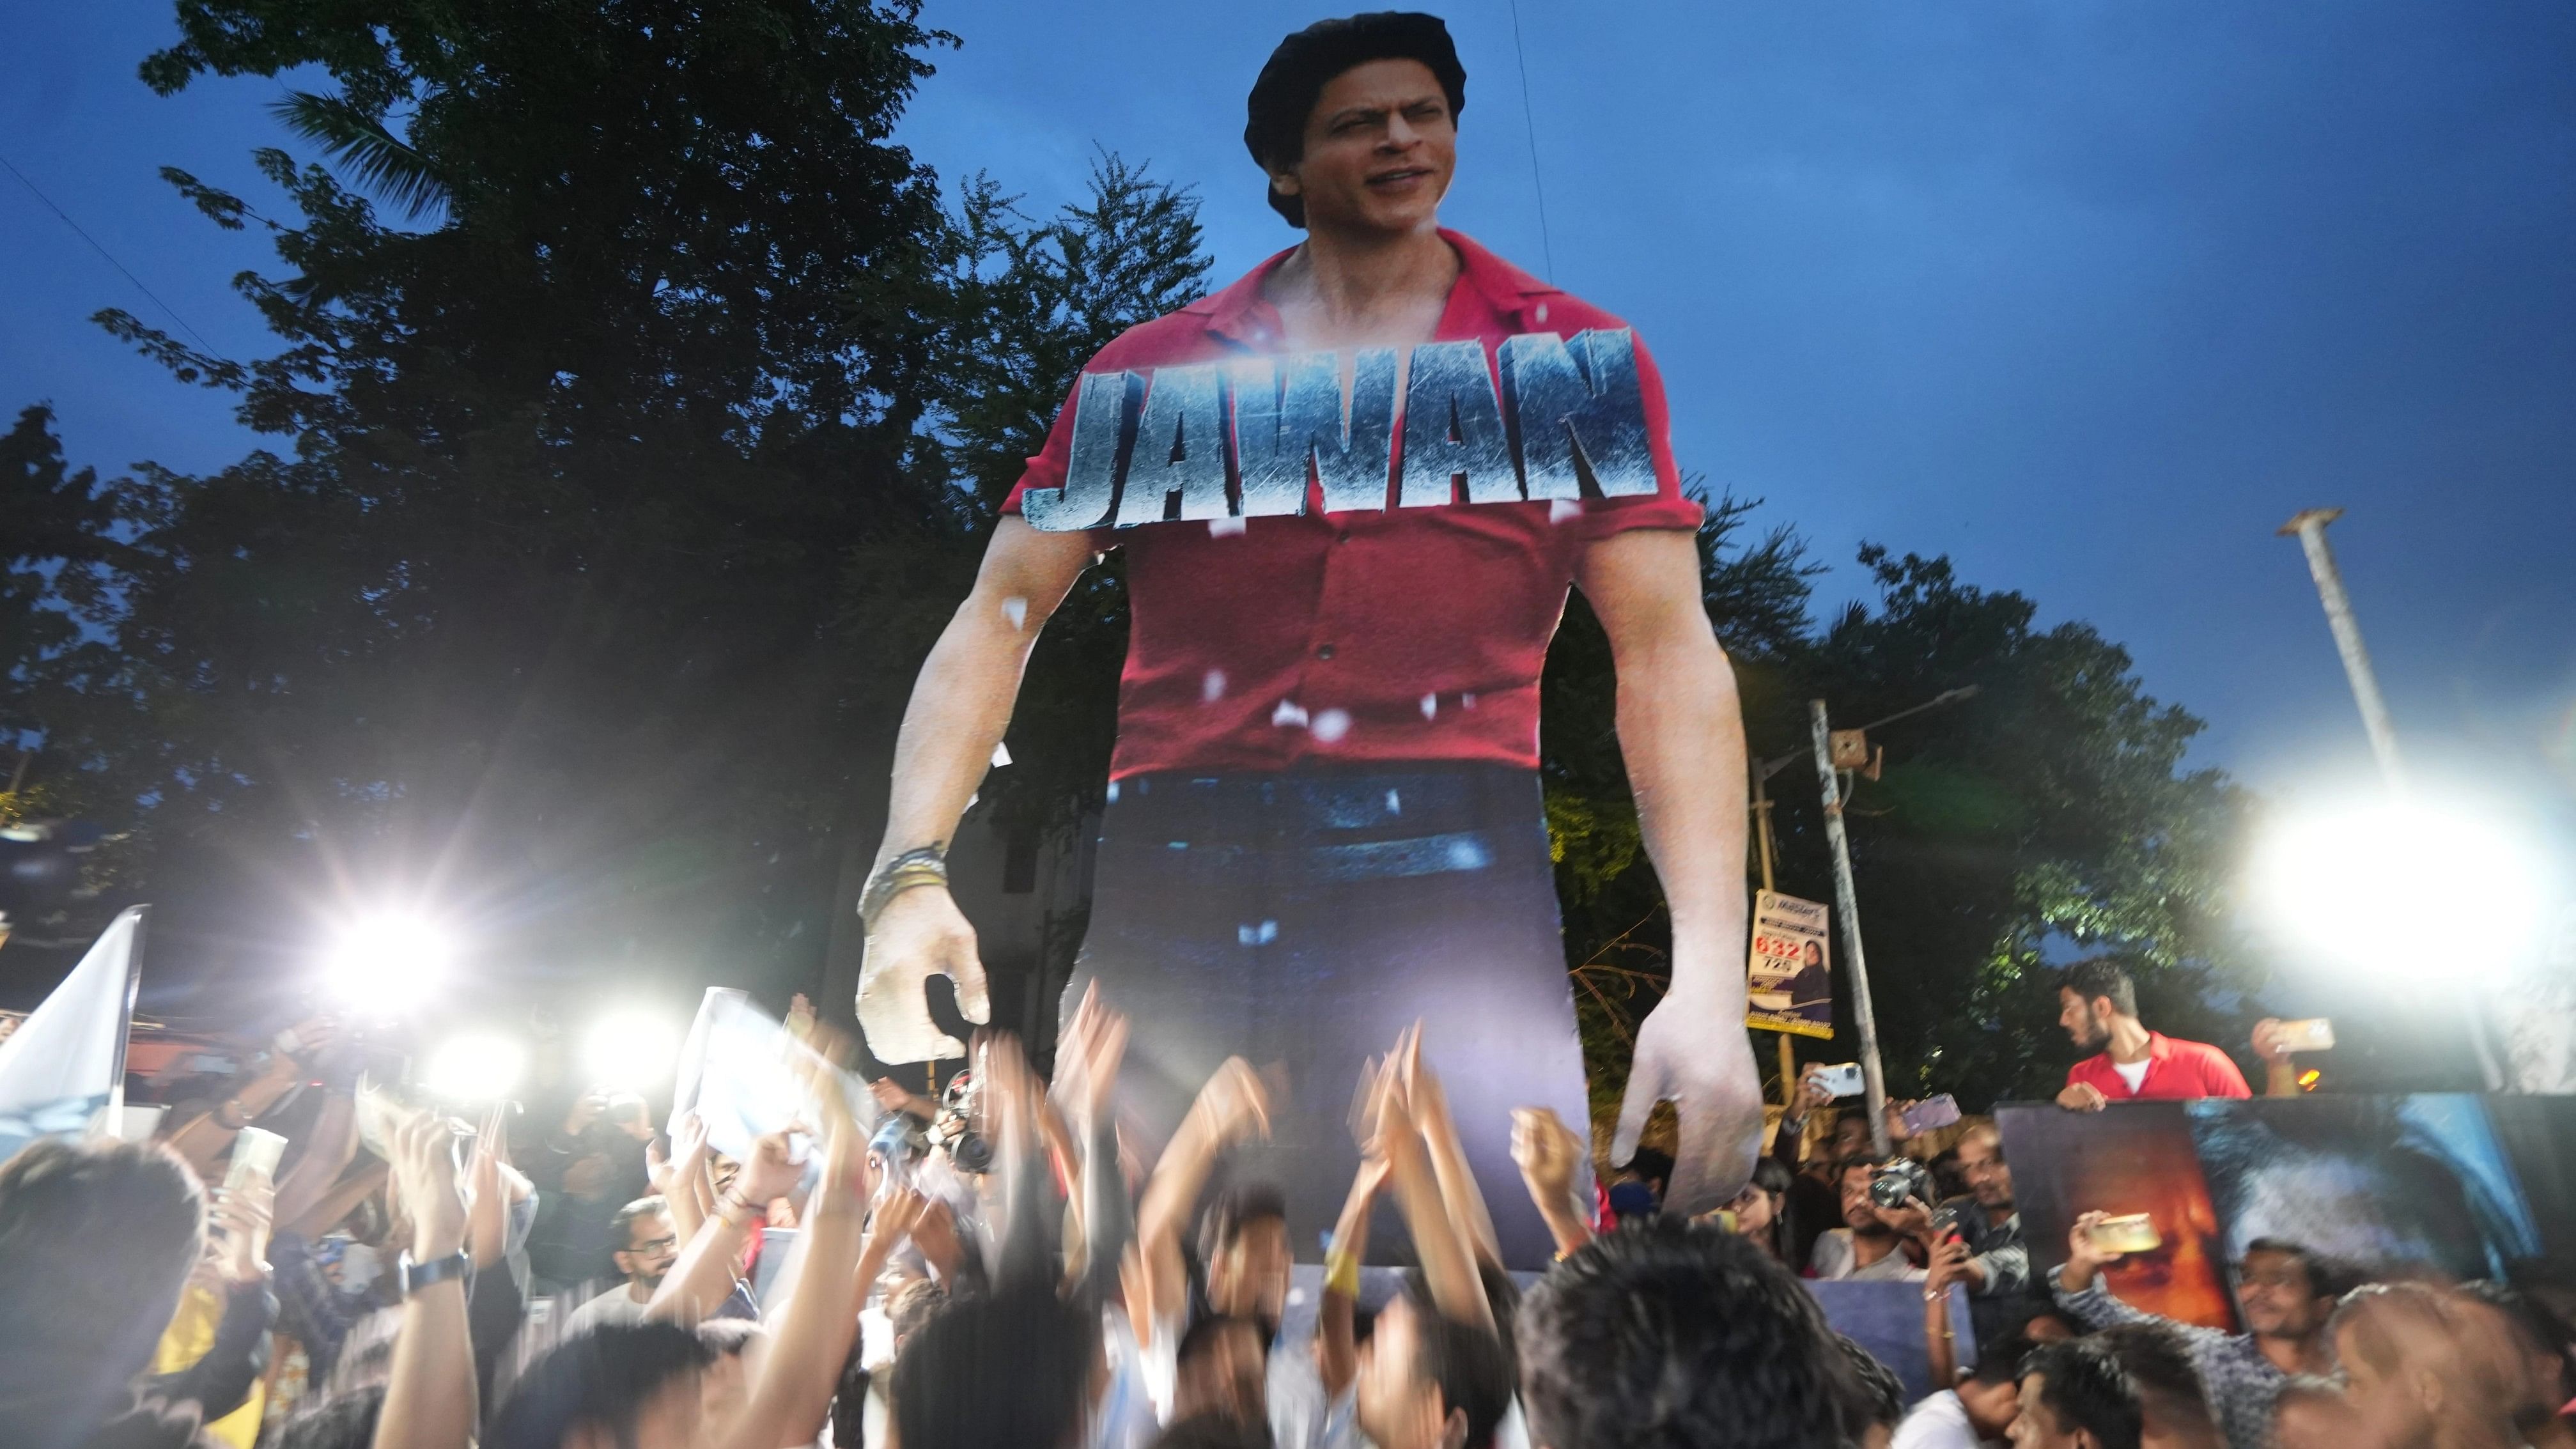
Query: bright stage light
[[322, 912, 456, 1014], [584, 1010, 682, 1093], [2251, 795, 2550, 980], [423, 1031, 526, 1103]]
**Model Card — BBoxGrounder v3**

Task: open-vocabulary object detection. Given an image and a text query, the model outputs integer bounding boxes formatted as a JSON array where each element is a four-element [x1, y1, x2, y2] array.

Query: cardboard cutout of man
[[854, 12, 1761, 1260]]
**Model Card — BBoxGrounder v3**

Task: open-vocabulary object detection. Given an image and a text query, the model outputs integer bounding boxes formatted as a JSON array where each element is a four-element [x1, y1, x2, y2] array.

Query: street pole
[[2279, 509, 2406, 791], [1750, 762, 1797, 1106], [1810, 699, 1892, 1157], [2277, 508, 2504, 1090]]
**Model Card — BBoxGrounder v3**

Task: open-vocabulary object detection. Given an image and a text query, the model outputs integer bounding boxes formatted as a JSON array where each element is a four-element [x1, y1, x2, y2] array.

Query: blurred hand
[[274, 1017, 337, 1074], [912, 1197, 964, 1280], [2251, 1019, 2292, 1064], [1612, 974, 1764, 1216], [786, 991, 818, 1043], [395, 1115, 469, 1260], [1925, 1232, 1970, 1295], [1510, 1106, 1583, 1205], [1876, 1198, 1935, 1241], [857, 886, 989, 1064], [736, 1130, 803, 1207], [1051, 982, 1129, 1127], [871, 1184, 929, 1246], [215, 1170, 275, 1283], [1884, 1099, 1918, 1143], [2065, 1211, 2121, 1280], [670, 1110, 708, 1169], [1189, 1057, 1271, 1149], [868, 1078, 917, 1115], [1792, 1064, 1836, 1117], [563, 1090, 607, 1136], [2056, 1081, 2109, 1113]]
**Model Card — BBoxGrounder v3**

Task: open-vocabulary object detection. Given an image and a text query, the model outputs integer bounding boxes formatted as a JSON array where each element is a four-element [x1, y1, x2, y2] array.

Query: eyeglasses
[[630, 1235, 679, 1255]]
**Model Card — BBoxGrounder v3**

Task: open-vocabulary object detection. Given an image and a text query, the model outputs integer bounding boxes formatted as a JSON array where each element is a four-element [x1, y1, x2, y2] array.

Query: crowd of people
[[0, 961, 2568, 1449]]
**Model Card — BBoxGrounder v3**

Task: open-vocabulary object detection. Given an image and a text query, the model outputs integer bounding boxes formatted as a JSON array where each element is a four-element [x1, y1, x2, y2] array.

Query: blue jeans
[[1062, 763, 1593, 1269]]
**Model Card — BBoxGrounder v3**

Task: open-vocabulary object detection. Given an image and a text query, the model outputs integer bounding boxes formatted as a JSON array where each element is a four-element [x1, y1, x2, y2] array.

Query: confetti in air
[[990, 742, 1012, 768], [1420, 694, 1438, 720], [1312, 708, 1351, 743], [1236, 919, 1280, 946], [1208, 517, 1248, 538], [1549, 499, 1582, 523], [1385, 789, 1401, 814], [1202, 670, 1227, 702], [1461, 692, 1477, 709], [1272, 700, 1310, 729], [1106, 780, 1121, 803], [1000, 596, 1028, 630]]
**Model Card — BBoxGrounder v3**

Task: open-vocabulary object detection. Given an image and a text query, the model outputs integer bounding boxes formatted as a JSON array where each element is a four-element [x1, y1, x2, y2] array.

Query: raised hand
[[1611, 970, 1765, 1216], [736, 1130, 803, 1209], [215, 1169, 276, 1283], [1510, 1106, 1582, 1207], [1190, 1056, 1272, 1149], [857, 885, 990, 1064], [394, 1114, 469, 1260], [1051, 982, 1129, 1127], [1924, 1232, 1971, 1295]]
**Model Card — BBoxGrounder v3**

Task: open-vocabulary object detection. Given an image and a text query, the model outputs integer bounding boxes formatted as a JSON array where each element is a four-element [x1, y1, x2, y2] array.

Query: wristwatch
[[398, 1248, 472, 1297]]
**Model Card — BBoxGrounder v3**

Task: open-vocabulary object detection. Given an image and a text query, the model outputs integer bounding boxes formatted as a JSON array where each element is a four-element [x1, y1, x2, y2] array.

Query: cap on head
[[1244, 12, 1467, 227]]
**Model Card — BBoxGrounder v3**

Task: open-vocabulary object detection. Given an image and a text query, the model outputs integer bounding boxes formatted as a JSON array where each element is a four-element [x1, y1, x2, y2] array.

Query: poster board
[[1745, 889, 1835, 1039]]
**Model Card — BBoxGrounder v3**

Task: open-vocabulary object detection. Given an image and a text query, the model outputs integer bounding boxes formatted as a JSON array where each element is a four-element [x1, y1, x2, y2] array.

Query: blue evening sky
[[6, 1, 2572, 832]]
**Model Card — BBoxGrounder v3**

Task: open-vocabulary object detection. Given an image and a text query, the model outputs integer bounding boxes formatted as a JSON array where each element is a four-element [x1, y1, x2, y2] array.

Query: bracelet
[[858, 847, 949, 931], [1324, 1248, 1362, 1298], [715, 1187, 759, 1227]]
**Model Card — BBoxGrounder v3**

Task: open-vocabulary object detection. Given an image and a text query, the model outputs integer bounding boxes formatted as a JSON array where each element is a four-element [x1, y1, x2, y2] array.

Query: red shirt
[[1002, 230, 1703, 780], [2065, 1032, 2253, 1102]]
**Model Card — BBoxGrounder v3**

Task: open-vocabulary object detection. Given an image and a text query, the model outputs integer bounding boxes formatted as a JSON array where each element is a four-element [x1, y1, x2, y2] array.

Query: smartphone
[[1900, 1094, 1962, 1135], [1815, 1063, 1866, 1098], [2276, 1018, 2336, 1052], [228, 1126, 288, 1190], [2088, 1213, 2162, 1254]]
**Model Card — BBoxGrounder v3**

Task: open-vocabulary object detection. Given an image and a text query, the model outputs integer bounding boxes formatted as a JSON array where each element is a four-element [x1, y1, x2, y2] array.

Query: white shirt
[[2112, 1057, 2152, 1093], [563, 1280, 652, 1336], [1891, 1389, 1999, 1449], [1810, 1228, 1927, 1283]]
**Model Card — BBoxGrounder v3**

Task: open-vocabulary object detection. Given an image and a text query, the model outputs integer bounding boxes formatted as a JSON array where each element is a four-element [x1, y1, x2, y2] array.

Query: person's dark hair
[[1243, 12, 1466, 226], [2061, 959, 2138, 1018], [893, 1285, 1101, 1449], [2241, 1237, 2336, 1299], [697, 1317, 766, 1358], [1399, 1260, 1522, 1374], [2019, 1340, 2145, 1449], [2092, 1321, 2217, 1438], [1620, 1146, 1674, 1195], [1197, 1181, 1289, 1263], [1748, 1156, 1797, 1260], [1836, 1333, 1905, 1436], [1407, 1306, 1514, 1449], [612, 1193, 669, 1248], [888, 1276, 947, 1348], [1967, 1332, 2037, 1386], [1520, 1218, 1858, 1449], [1152, 1411, 1278, 1449], [0, 1138, 208, 1431], [486, 1321, 715, 1449], [272, 1386, 387, 1449], [2460, 1278, 2576, 1361]]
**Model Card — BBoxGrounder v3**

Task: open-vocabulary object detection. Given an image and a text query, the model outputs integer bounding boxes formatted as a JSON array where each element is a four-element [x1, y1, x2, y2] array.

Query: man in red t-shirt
[[850, 13, 1762, 1258], [2054, 959, 2252, 1110]]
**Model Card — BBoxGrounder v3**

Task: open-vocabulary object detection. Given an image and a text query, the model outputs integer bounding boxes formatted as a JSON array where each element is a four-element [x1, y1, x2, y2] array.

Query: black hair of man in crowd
[[1198, 1181, 1294, 1338], [1153, 1412, 1281, 1449], [1242, 11, 1466, 226], [2090, 1321, 2222, 1448], [2017, 1339, 2146, 1449], [486, 1321, 716, 1449], [0, 1138, 208, 1449], [1519, 1217, 1861, 1449], [894, 1283, 1103, 1449], [1838, 1333, 1907, 1442], [2061, 960, 2139, 1018], [271, 1385, 387, 1449]]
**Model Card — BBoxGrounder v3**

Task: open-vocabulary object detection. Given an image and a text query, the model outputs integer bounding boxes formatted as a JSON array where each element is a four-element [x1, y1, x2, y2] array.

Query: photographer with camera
[[1808, 1157, 1929, 1282]]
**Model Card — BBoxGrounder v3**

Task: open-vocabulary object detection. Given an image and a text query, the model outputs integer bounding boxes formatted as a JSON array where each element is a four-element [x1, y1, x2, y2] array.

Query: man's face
[[2334, 1327, 2437, 1449], [1959, 1375, 2022, 1439], [1959, 1130, 2014, 1211], [2007, 1375, 2081, 1449], [2234, 1250, 2324, 1340], [2058, 990, 2111, 1051], [1277, 58, 1455, 236], [616, 1209, 680, 1290], [1831, 1114, 1873, 1159], [1357, 1294, 1447, 1449], [1840, 1166, 1889, 1235], [1208, 1215, 1291, 1325]]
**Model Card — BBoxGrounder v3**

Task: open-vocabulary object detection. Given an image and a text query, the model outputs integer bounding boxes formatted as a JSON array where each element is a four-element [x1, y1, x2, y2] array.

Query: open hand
[[1052, 982, 1130, 1127], [1611, 980, 1764, 1216], [1510, 1106, 1582, 1205], [857, 886, 989, 1064]]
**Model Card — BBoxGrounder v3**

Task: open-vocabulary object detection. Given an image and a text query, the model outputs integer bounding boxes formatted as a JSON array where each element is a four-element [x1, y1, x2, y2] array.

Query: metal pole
[[1751, 766, 1797, 1106], [1810, 700, 1891, 1157], [2279, 509, 2405, 791]]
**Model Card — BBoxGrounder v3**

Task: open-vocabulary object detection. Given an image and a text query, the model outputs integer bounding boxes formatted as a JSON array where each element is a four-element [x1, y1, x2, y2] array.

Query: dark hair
[[0, 1138, 208, 1434], [2019, 1340, 2145, 1449], [2460, 1278, 2576, 1359], [612, 1194, 669, 1248], [1152, 1412, 1278, 1449], [1519, 1218, 1857, 1449], [1401, 1260, 1523, 1373], [1621, 1147, 1674, 1193], [1407, 1305, 1514, 1449], [1197, 1181, 1289, 1263], [696, 1317, 766, 1358], [888, 1275, 947, 1347], [894, 1285, 1101, 1449], [1243, 12, 1466, 226], [2091, 1321, 2217, 1438], [2241, 1237, 2336, 1299], [1837, 1334, 1905, 1432], [2061, 959, 2138, 1017], [486, 1321, 716, 1449], [273, 1385, 387, 1449], [1967, 1333, 2037, 1386]]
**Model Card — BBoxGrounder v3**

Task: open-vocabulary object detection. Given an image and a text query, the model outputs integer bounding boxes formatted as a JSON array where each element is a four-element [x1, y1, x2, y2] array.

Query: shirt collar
[[2145, 1031, 2175, 1063], [1185, 228, 1562, 348]]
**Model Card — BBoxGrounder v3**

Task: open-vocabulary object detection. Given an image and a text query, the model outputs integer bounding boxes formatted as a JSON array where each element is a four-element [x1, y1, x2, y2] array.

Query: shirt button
[[1316, 644, 1336, 660], [1337, 531, 1352, 543]]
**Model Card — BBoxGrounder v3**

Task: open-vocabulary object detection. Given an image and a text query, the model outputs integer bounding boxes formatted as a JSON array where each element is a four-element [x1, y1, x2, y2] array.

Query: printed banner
[[1745, 889, 1835, 1039]]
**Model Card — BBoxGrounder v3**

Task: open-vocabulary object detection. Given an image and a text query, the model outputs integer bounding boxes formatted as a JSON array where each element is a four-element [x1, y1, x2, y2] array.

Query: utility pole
[[1810, 699, 1893, 1157], [2277, 508, 2504, 1089], [1750, 757, 1797, 1106]]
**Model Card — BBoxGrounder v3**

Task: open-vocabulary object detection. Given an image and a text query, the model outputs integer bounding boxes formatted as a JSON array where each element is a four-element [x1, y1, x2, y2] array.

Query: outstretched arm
[[1135, 1057, 1271, 1335], [1576, 527, 1761, 1215], [858, 518, 1098, 1065]]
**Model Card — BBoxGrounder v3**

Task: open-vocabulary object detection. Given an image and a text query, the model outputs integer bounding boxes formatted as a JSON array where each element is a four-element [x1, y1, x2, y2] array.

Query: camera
[[926, 1067, 992, 1175], [1870, 1156, 1932, 1212]]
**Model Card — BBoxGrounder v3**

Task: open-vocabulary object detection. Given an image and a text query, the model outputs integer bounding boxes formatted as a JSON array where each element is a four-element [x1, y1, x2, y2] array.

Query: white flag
[[0, 905, 144, 1163]]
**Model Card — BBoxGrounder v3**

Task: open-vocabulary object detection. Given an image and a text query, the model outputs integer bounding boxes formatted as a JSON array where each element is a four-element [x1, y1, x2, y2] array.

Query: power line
[[1506, 0, 1556, 283], [0, 148, 217, 353]]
